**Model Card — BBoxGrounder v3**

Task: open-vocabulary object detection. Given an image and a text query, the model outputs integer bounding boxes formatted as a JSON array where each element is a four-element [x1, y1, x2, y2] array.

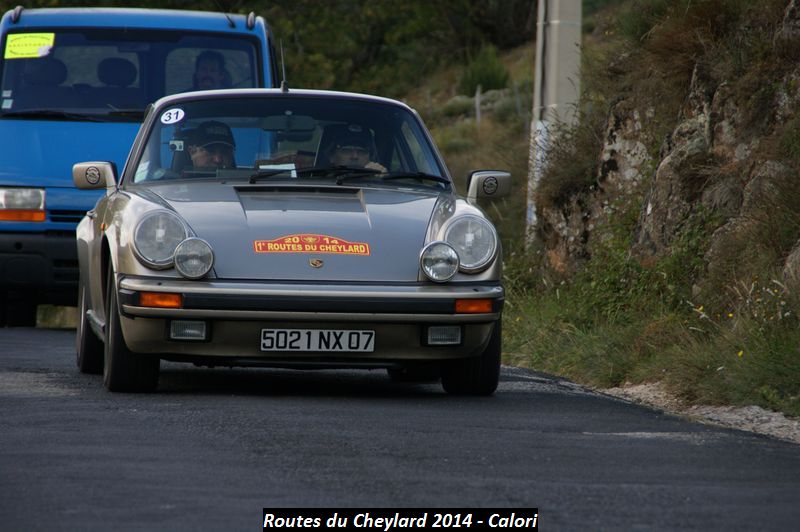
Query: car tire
[[441, 321, 501, 396], [76, 280, 104, 374], [103, 268, 159, 392]]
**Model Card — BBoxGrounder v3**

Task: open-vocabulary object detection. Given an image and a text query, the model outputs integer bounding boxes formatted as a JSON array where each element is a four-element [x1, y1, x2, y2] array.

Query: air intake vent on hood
[[235, 185, 360, 195]]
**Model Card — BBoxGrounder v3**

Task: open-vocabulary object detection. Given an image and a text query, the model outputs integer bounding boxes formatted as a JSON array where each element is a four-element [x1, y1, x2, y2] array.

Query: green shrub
[[532, 112, 605, 210], [617, 0, 672, 42], [441, 95, 475, 118], [778, 117, 800, 163], [458, 45, 509, 96]]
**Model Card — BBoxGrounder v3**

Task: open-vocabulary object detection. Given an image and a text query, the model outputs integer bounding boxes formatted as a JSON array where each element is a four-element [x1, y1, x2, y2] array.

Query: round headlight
[[174, 238, 214, 279], [133, 210, 187, 269], [420, 241, 459, 283], [444, 215, 498, 273]]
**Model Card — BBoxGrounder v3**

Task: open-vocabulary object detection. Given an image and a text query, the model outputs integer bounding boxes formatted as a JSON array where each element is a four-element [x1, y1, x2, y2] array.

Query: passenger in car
[[187, 120, 236, 169]]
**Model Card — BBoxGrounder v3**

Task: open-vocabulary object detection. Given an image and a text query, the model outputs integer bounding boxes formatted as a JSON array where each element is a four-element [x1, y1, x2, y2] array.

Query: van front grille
[[49, 209, 87, 224]]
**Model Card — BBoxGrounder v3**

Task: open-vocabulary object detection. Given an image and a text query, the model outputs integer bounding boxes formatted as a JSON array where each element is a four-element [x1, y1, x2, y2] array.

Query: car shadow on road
[[154, 364, 451, 399]]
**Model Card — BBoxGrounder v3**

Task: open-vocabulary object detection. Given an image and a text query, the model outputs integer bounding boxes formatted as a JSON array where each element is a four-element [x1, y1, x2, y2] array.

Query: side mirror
[[72, 162, 117, 191], [466, 170, 511, 202]]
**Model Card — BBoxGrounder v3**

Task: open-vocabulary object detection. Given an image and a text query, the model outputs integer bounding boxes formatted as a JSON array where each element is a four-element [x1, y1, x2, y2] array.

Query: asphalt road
[[2, 327, 799, 531]]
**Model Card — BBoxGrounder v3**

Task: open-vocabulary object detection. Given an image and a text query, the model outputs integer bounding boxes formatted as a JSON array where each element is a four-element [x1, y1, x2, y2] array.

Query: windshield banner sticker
[[254, 234, 370, 256], [4, 33, 55, 59]]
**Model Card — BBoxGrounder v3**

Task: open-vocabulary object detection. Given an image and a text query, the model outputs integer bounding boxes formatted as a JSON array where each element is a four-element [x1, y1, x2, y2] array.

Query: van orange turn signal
[[140, 292, 183, 308], [455, 298, 493, 314], [0, 209, 46, 222]]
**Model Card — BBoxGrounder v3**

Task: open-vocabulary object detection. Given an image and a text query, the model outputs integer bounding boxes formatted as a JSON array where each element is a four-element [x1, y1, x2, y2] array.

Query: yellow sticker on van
[[4, 33, 55, 59]]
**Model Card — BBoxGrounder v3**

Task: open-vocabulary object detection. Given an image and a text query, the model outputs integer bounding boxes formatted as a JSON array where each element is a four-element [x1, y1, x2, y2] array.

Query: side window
[[399, 121, 437, 174], [388, 144, 408, 173], [165, 48, 255, 95], [134, 133, 160, 183]]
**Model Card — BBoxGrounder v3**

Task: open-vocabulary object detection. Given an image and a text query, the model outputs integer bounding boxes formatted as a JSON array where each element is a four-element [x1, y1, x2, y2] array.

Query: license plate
[[260, 328, 375, 352]]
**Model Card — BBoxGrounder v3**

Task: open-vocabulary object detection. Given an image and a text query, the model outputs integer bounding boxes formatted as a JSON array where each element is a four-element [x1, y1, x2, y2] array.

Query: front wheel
[[103, 268, 159, 392], [441, 321, 501, 396], [76, 280, 103, 374]]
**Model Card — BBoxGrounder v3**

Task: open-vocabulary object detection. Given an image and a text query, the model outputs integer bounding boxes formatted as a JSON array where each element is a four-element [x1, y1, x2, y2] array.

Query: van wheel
[[103, 268, 159, 392], [441, 321, 501, 396], [76, 280, 103, 374]]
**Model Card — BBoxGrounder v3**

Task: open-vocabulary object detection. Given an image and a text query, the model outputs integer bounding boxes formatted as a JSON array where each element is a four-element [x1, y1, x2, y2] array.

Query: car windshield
[[131, 96, 449, 190], [0, 29, 259, 122]]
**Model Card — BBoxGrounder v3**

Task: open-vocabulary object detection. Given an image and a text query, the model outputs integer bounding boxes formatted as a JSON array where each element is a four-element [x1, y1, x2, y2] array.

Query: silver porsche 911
[[73, 88, 511, 395]]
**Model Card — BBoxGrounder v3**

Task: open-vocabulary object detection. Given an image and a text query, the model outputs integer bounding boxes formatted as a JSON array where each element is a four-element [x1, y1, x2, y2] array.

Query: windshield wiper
[[105, 109, 145, 119], [296, 165, 382, 180], [379, 171, 450, 185], [249, 168, 294, 183], [249, 165, 378, 184], [0, 109, 106, 122]]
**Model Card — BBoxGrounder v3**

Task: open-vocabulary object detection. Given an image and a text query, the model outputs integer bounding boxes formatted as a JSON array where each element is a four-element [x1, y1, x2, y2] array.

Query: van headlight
[[0, 187, 45, 209], [174, 238, 214, 279], [420, 241, 459, 282], [133, 210, 187, 269], [444, 215, 498, 273]]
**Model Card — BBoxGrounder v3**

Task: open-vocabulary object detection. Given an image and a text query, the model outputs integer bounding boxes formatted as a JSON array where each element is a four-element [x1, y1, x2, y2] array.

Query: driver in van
[[191, 50, 231, 91]]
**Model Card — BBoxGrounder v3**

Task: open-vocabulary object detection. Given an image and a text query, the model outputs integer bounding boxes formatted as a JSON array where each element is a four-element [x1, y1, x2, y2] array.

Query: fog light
[[170, 320, 207, 341], [174, 237, 214, 279], [420, 241, 459, 282], [427, 325, 461, 345]]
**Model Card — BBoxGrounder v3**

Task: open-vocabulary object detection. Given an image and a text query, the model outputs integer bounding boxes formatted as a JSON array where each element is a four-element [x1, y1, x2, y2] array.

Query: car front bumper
[[116, 276, 503, 366]]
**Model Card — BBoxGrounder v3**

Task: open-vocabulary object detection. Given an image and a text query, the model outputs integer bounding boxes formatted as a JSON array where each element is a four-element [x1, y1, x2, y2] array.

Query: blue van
[[0, 7, 278, 325]]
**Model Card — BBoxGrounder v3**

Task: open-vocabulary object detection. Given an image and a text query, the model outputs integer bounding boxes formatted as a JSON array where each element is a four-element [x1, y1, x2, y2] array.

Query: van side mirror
[[72, 161, 117, 191], [466, 170, 511, 202]]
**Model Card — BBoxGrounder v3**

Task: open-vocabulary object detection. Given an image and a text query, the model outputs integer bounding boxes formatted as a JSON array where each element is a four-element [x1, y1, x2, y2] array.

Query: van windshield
[[0, 29, 259, 122]]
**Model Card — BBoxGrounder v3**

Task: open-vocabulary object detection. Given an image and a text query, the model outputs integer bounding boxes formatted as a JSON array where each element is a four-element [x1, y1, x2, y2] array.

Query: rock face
[[537, 101, 655, 274], [776, 0, 800, 41], [783, 242, 800, 289], [536, 1, 800, 285], [632, 65, 714, 261]]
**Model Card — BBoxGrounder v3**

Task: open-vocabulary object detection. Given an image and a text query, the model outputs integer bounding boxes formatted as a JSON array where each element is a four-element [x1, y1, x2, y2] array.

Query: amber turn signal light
[[0, 209, 46, 222], [455, 298, 493, 314], [139, 292, 183, 308]]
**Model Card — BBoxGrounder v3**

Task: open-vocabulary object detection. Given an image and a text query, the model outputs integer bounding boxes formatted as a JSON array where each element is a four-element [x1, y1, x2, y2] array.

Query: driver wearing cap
[[330, 129, 387, 173], [188, 120, 236, 169]]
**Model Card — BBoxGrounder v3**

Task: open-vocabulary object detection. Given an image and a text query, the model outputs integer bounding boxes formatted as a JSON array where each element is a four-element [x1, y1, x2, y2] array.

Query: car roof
[[152, 88, 416, 114], [1, 7, 259, 34]]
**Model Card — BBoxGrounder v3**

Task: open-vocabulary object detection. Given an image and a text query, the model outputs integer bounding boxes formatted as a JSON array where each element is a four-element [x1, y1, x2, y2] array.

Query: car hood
[[147, 182, 443, 282]]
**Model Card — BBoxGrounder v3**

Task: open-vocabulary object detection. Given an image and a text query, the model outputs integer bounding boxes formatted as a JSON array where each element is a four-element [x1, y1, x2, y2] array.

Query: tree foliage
[[0, 0, 535, 96]]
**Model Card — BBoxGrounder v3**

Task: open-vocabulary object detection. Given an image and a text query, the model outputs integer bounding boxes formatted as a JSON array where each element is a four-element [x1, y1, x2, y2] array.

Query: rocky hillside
[[540, 1, 800, 284], [510, 0, 800, 417]]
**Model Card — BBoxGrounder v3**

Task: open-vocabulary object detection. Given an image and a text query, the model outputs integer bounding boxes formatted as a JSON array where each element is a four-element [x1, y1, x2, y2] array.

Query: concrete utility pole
[[527, 0, 582, 242]]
